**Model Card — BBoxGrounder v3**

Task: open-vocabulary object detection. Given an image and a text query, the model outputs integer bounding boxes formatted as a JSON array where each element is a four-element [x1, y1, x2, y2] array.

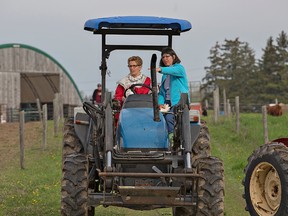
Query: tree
[[259, 32, 288, 103], [276, 31, 288, 102], [202, 31, 288, 111], [201, 42, 222, 99], [202, 38, 256, 108]]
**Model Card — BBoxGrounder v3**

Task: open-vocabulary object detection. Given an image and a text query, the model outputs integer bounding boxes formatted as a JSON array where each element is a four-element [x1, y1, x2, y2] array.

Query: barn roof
[[0, 43, 82, 104]]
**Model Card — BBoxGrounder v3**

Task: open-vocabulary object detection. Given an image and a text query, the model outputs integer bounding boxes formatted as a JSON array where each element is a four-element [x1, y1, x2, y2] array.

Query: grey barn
[[0, 43, 82, 122]]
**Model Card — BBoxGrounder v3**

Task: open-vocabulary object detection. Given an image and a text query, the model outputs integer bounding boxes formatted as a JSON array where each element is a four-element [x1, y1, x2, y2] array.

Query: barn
[[0, 43, 82, 122]]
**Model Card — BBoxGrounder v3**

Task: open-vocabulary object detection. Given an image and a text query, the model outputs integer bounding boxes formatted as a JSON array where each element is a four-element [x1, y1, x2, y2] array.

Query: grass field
[[0, 112, 287, 215]]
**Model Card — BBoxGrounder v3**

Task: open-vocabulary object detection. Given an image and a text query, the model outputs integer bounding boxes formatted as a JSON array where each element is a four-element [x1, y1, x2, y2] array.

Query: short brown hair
[[128, 56, 143, 66]]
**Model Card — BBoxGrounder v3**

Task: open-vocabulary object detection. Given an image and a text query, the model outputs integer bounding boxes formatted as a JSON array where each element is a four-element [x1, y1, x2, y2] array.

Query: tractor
[[243, 138, 288, 215], [61, 16, 224, 216]]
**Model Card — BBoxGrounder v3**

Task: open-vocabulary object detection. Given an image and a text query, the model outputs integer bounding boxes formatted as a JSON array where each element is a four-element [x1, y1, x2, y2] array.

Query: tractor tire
[[61, 153, 89, 216], [62, 118, 83, 157], [61, 118, 94, 216], [192, 122, 211, 160], [243, 143, 288, 216], [173, 156, 225, 216]]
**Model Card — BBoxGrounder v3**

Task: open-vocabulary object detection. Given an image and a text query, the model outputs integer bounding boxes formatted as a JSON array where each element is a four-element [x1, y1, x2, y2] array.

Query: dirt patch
[[0, 121, 43, 169]]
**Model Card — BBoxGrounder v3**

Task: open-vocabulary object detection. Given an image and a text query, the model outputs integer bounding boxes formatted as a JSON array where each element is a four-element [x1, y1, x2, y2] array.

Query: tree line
[[202, 31, 288, 112]]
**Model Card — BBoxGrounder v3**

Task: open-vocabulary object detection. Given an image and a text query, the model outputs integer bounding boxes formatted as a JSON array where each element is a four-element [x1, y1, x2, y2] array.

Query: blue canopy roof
[[84, 16, 192, 33]]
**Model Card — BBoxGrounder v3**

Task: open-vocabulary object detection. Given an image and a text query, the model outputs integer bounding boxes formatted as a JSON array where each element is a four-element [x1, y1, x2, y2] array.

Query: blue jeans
[[164, 100, 174, 133]]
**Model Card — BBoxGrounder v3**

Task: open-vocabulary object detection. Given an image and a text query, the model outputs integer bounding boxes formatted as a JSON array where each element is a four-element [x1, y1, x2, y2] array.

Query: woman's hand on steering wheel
[[123, 84, 152, 98]]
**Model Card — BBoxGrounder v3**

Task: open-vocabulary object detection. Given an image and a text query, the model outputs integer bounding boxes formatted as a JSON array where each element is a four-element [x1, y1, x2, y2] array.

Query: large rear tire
[[243, 143, 288, 216], [173, 156, 225, 216], [192, 122, 211, 160]]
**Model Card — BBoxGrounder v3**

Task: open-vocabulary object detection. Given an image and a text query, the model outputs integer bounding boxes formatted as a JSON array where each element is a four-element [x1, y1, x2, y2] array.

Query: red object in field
[[266, 104, 282, 116]]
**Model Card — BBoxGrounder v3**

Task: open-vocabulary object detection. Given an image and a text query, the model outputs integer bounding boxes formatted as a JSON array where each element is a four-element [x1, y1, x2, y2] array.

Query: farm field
[[0, 112, 287, 215]]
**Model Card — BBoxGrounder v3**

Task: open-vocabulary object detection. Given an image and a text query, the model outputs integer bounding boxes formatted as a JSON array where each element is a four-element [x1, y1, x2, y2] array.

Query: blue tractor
[[61, 16, 224, 216]]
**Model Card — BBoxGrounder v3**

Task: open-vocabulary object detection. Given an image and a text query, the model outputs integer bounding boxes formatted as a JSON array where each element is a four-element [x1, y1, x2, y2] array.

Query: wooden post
[[227, 99, 231, 117], [53, 94, 59, 137], [58, 93, 64, 122], [36, 98, 42, 122], [19, 110, 25, 169], [205, 99, 208, 110], [262, 105, 269, 143], [42, 104, 47, 150], [235, 96, 240, 134], [213, 90, 218, 123], [217, 87, 220, 117], [223, 89, 227, 117]]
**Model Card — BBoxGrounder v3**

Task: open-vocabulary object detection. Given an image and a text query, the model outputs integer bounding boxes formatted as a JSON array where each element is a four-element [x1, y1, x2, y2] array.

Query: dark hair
[[159, 47, 181, 67], [97, 83, 101, 87]]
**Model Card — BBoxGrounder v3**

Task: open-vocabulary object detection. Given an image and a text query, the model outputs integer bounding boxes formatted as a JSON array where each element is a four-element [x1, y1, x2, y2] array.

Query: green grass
[[0, 113, 287, 215], [203, 112, 288, 216], [0, 122, 63, 216]]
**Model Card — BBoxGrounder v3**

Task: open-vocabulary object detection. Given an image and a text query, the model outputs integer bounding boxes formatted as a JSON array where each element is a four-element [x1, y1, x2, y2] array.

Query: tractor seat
[[122, 94, 153, 109]]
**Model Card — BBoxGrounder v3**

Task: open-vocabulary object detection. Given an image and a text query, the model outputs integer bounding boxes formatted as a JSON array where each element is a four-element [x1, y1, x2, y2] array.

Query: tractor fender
[[190, 123, 200, 147], [271, 137, 288, 147], [73, 106, 91, 149]]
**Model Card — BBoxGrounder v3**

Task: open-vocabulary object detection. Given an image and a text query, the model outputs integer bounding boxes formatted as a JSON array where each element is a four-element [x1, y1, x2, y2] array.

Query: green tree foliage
[[259, 31, 288, 103], [202, 31, 288, 110], [258, 37, 279, 102], [275, 31, 288, 102], [202, 38, 256, 107]]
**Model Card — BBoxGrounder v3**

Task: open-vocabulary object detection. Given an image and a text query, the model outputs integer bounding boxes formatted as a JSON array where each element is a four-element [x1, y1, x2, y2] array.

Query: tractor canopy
[[83, 16, 192, 104], [84, 16, 192, 33]]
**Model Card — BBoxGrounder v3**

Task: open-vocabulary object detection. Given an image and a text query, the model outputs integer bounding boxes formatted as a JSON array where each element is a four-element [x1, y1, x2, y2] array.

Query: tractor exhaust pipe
[[150, 53, 160, 122]]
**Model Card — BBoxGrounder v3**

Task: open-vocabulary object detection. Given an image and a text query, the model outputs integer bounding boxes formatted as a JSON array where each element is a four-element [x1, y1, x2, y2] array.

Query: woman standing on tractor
[[156, 47, 189, 145]]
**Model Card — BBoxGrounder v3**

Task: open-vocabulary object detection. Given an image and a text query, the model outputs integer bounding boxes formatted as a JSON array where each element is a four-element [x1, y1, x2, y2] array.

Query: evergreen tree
[[275, 31, 288, 102], [203, 31, 288, 111], [203, 38, 256, 108], [202, 42, 222, 98], [259, 36, 284, 103]]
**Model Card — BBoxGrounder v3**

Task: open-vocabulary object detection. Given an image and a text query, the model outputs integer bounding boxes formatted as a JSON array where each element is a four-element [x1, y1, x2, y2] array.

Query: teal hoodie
[[158, 63, 189, 106]]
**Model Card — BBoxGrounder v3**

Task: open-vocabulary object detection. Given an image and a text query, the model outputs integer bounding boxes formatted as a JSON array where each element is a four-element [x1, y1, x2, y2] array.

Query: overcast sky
[[1, 0, 288, 96]]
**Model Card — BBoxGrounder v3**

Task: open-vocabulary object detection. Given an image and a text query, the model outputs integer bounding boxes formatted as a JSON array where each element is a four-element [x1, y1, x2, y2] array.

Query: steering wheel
[[123, 83, 152, 98]]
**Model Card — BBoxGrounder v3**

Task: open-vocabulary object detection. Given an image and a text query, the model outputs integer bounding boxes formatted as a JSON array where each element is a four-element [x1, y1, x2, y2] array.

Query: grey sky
[[1, 0, 287, 96]]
